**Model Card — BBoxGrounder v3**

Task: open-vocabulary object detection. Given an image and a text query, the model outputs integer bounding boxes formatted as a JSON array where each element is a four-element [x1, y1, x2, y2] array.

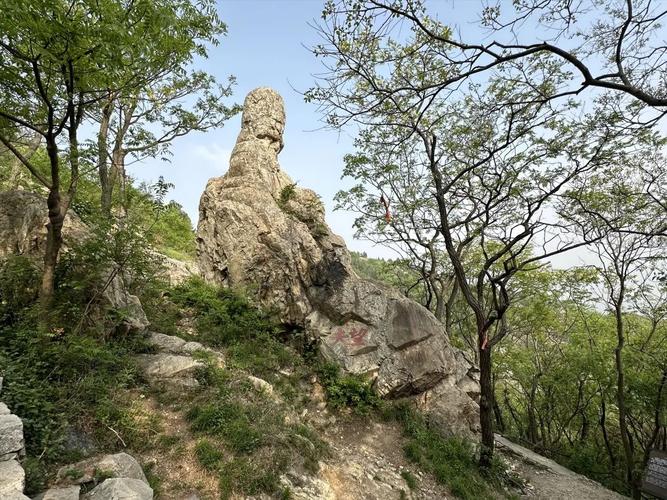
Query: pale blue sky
[[127, 0, 648, 268], [128, 0, 477, 259]]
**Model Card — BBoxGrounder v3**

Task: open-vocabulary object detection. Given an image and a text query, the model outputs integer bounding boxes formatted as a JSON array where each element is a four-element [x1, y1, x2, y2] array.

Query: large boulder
[[0, 459, 26, 498], [197, 88, 479, 433], [0, 413, 24, 458], [83, 478, 152, 500]]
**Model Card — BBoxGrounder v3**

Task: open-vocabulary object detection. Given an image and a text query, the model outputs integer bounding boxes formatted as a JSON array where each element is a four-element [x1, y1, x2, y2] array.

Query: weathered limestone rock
[[33, 485, 81, 500], [148, 332, 186, 352], [0, 459, 26, 497], [0, 190, 87, 258], [0, 190, 149, 332], [0, 414, 24, 457], [56, 452, 148, 486], [102, 271, 150, 332], [145, 332, 225, 365], [197, 88, 479, 433], [83, 478, 152, 500], [136, 354, 204, 389], [159, 255, 199, 285]]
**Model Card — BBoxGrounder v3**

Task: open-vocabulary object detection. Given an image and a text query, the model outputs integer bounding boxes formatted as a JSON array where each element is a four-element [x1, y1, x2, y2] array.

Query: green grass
[[385, 402, 511, 500], [401, 469, 417, 490], [187, 364, 329, 499], [151, 278, 328, 498], [194, 439, 225, 471]]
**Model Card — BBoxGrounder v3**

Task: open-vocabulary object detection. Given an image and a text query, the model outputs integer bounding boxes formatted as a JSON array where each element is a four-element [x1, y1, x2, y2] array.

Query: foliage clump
[[315, 361, 381, 414]]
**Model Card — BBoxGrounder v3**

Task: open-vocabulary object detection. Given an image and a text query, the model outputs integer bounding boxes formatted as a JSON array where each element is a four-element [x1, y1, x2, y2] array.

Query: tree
[[319, 1, 667, 119], [576, 172, 666, 498], [0, 0, 231, 314], [95, 60, 239, 215], [308, 1, 664, 466]]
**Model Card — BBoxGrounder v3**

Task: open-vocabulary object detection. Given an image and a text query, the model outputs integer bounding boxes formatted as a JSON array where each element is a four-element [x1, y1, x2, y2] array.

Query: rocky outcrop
[[158, 255, 199, 286], [0, 378, 29, 500], [52, 452, 153, 500], [0, 191, 88, 258], [83, 478, 152, 500], [136, 331, 225, 390], [56, 452, 148, 486], [33, 486, 81, 500], [197, 88, 479, 433], [0, 190, 149, 332]]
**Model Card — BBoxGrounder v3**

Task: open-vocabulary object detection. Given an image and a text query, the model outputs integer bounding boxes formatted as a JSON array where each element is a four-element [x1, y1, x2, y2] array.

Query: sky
[[129, 0, 368, 254], [128, 0, 480, 260], [126, 0, 653, 269]]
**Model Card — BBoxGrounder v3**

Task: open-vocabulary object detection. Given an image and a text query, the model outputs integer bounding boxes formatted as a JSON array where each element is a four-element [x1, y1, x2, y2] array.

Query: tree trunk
[[492, 376, 505, 433], [599, 395, 616, 467], [527, 376, 540, 445], [40, 188, 64, 315], [614, 299, 639, 499], [479, 342, 495, 468], [98, 97, 114, 215]]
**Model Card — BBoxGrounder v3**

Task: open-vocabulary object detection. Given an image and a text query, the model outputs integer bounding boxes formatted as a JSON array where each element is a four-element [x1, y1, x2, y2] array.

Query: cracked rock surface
[[197, 88, 479, 435]]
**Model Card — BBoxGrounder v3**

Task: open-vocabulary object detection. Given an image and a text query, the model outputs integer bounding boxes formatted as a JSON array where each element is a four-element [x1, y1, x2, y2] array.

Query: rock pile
[[0, 376, 152, 500], [0, 378, 28, 500], [197, 88, 479, 435], [51, 452, 153, 500], [137, 331, 225, 390]]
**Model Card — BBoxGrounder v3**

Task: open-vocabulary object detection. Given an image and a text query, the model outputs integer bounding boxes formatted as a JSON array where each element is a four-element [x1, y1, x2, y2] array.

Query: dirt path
[[495, 435, 627, 500], [317, 417, 452, 500]]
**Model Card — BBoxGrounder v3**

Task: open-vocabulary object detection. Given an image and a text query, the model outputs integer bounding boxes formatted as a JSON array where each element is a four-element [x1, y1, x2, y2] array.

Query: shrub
[[164, 278, 298, 377], [315, 362, 381, 414], [0, 248, 150, 469]]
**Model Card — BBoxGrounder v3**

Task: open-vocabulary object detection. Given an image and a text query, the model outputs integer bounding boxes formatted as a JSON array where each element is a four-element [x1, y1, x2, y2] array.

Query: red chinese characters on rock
[[332, 324, 369, 347]]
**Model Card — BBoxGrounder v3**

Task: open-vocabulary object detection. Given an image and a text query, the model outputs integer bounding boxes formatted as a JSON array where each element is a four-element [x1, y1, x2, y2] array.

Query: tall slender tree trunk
[[479, 338, 495, 468], [492, 375, 505, 433], [40, 138, 64, 316], [614, 297, 639, 498], [99, 97, 114, 215], [599, 395, 616, 468]]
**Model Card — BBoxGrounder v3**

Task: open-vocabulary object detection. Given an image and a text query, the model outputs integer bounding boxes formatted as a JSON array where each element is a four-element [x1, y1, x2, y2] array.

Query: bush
[[0, 253, 150, 480], [159, 278, 299, 378], [316, 362, 381, 414]]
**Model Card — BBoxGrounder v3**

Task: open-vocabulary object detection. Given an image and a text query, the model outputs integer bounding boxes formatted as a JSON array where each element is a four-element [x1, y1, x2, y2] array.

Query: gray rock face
[[0, 414, 24, 457], [0, 190, 88, 258], [136, 354, 204, 389], [0, 459, 25, 497], [102, 271, 150, 332], [33, 485, 81, 500], [197, 88, 479, 433], [159, 255, 199, 286], [83, 478, 152, 500], [56, 452, 148, 486]]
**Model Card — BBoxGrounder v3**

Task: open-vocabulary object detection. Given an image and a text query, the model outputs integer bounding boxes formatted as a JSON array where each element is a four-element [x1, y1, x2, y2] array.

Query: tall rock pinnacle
[[197, 88, 480, 436]]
